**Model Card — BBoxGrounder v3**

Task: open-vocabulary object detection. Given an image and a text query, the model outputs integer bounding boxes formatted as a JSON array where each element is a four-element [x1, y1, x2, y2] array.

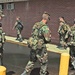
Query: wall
[[2, 0, 75, 44]]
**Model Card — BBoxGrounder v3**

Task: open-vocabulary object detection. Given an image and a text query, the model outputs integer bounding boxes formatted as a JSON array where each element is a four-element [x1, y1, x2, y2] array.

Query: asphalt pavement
[[0, 42, 74, 75]]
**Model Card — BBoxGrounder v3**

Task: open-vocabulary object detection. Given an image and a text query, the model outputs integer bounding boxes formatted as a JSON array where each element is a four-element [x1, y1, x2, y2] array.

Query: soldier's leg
[[69, 46, 73, 67], [71, 59, 75, 69], [61, 35, 64, 47], [16, 34, 19, 40], [37, 52, 48, 75], [16, 30, 19, 40], [59, 34, 64, 47], [1, 52, 3, 65], [21, 61, 34, 75], [59, 34, 62, 43], [71, 46, 75, 69], [60, 35, 67, 49], [18, 30, 23, 42], [21, 50, 37, 75], [0, 52, 1, 65], [0, 48, 3, 65], [19, 34, 23, 42]]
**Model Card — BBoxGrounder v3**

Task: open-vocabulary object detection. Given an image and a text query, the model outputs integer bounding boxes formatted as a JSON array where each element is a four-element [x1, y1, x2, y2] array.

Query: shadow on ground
[[30, 67, 49, 75], [6, 71, 15, 75]]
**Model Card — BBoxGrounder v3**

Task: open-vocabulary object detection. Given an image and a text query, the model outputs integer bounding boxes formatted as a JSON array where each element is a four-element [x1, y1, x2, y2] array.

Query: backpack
[[17, 22, 23, 31], [27, 22, 45, 50]]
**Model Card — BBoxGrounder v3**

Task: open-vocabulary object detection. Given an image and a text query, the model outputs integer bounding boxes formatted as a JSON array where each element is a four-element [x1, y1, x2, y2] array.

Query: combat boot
[[18, 38, 23, 42], [40, 71, 48, 75], [21, 71, 27, 75], [70, 65, 75, 70], [16, 34, 19, 40]]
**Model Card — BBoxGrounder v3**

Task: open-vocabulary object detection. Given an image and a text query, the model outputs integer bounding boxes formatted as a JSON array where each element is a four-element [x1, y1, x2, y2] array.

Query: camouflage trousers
[[71, 59, 75, 69], [59, 34, 68, 47], [21, 49, 48, 75], [16, 29, 22, 40], [0, 47, 3, 65], [69, 46, 75, 69]]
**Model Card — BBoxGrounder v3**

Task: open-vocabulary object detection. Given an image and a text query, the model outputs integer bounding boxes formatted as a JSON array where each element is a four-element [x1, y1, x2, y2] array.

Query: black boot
[[16, 34, 19, 40], [18, 38, 23, 42], [70, 65, 75, 70]]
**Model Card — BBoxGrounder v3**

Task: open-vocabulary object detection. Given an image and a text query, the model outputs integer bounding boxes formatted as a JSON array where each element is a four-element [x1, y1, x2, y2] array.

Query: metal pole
[[59, 53, 70, 75]]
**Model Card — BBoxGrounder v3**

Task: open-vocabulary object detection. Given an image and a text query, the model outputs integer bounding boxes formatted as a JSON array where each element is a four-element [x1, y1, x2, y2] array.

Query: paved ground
[[0, 42, 74, 75], [6, 36, 69, 54]]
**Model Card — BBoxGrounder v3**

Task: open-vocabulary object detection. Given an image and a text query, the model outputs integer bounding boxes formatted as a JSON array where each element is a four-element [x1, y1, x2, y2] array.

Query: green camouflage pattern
[[0, 29, 5, 48], [0, 28, 6, 66], [68, 25, 75, 46], [68, 25, 75, 69], [58, 22, 70, 47], [0, 28, 6, 52], [58, 22, 70, 34], [22, 21, 51, 75], [25, 52, 48, 75], [28, 21, 51, 50], [14, 20, 23, 41], [0, 29, 3, 48], [71, 25, 75, 31], [70, 25, 75, 43]]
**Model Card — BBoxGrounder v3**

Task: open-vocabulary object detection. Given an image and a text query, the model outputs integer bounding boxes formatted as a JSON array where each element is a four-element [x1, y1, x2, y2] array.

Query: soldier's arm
[[2, 32, 6, 43], [67, 25, 71, 31], [64, 24, 70, 32], [42, 26, 51, 43], [58, 25, 61, 33], [58, 25, 63, 34], [13, 22, 18, 30]]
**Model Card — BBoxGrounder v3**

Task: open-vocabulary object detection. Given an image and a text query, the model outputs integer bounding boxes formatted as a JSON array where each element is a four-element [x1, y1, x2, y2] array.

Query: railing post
[[0, 66, 6, 75], [59, 53, 70, 75]]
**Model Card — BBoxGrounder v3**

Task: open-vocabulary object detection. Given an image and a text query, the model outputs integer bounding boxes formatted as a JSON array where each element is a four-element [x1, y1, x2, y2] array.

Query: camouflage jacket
[[58, 22, 70, 35], [28, 21, 51, 50], [70, 26, 75, 42], [71, 25, 75, 31], [0, 29, 6, 48], [67, 25, 75, 46]]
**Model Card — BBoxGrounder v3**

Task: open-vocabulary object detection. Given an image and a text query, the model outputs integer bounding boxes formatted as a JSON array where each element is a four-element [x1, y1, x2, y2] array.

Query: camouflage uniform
[[58, 21, 70, 48], [0, 23, 6, 65], [14, 19, 23, 42], [0, 11, 5, 65], [21, 14, 51, 75], [68, 24, 75, 69]]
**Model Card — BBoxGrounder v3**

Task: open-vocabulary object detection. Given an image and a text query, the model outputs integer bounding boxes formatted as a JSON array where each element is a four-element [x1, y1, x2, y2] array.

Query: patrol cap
[[42, 12, 50, 20], [0, 23, 2, 27], [16, 16, 20, 19], [16, 16, 20, 21], [59, 16, 64, 19]]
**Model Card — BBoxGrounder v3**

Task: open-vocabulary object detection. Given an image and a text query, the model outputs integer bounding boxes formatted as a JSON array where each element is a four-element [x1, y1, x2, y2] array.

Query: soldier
[[0, 23, 6, 65], [21, 12, 51, 75], [68, 19, 75, 70], [13, 17, 23, 42], [58, 17, 70, 49]]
